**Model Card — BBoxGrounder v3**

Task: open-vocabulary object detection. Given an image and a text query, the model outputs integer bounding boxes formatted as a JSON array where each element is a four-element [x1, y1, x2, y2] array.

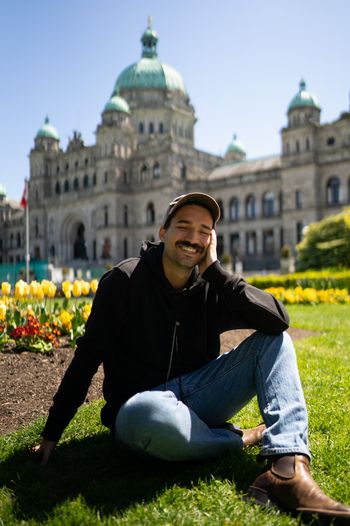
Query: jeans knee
[[115, 390, 177, 447]]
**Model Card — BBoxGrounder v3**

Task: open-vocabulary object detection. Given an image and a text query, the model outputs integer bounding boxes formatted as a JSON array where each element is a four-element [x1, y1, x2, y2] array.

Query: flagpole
[[25, 197, 30, 283]]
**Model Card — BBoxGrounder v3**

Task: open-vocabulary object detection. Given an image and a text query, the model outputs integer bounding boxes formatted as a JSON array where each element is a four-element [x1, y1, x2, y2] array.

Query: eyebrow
[[175, 219, 212, 231]]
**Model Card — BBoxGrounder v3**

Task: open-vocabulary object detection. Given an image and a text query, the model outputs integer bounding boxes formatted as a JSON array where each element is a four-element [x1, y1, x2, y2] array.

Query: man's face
[[159, 204, 213, 270]]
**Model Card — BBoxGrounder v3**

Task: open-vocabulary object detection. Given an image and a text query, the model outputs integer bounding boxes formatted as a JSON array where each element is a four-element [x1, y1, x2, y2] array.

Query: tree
[[296, 207, 350, 270]]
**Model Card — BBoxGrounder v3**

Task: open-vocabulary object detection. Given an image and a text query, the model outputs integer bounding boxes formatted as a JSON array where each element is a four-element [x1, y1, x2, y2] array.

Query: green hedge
[[247, 269, 350, 291]]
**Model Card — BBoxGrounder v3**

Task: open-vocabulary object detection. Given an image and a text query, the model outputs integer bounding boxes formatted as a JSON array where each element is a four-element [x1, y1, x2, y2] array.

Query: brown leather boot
[[248, 454, 350, 523]]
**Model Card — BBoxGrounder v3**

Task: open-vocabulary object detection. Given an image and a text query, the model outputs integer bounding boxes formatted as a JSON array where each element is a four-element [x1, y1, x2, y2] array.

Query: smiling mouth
[[176, 242, 203, 254]]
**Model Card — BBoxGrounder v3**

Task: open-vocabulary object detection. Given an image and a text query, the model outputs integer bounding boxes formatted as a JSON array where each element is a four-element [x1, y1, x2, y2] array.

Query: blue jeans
[[115, 331, 310, 461]]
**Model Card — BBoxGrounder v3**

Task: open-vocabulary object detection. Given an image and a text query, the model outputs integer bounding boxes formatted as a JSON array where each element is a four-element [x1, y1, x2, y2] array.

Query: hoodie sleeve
[[41, 268, 129, 442], [202, 261, 289, 335]]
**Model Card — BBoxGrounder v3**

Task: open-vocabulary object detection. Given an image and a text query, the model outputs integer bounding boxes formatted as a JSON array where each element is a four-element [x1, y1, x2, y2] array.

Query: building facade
[[1, 24, 350, 272]]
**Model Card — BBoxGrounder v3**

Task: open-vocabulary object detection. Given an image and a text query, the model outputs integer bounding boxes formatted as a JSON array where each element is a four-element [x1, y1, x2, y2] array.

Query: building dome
[[226, 134, 246, 156], [0, 183, 6, 198], [288, 79, 321, 112], [103, 93, 131, 114], [113, 22, 186, 95], [35, 116, 60, 140]]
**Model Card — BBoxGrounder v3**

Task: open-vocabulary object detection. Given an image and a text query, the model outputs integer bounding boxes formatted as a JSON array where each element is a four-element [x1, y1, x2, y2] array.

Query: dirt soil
[[0, 328, 316, 436]]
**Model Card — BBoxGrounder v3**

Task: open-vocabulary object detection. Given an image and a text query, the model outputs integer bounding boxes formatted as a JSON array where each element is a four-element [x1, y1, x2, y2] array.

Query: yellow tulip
[[0, 302, 7, 320], [36, 284, 45, 300], [15, 280, 26, 299], [81, 281, 90, 296], [82, 303, 92, 321], [1, 282, 11, 296], [47, 282, 57, 298], [41, 280, 51, 296], [59, 309, 73, 329], [29, 280, 40, 296], [27, 304, 35, 317], [72, 280, 82, 298], [62, 280, 72, 293], [90, 279, 98, 294]]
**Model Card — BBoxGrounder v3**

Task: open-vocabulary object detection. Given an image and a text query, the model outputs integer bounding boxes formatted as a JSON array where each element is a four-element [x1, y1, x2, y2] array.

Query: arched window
[[55, 181, 61, 195], [216, 199, 224, 221], [73, 177, 79, 190], [16, 232, 21, 248], [83, 174, 89, 188], [159, 122, 164, 134], [139, 122, 144, 134], [64, 180, 69, 193], [140, 164, 148, 182], [327, 176, 341, 205], [180, 162, 187, 180], [123, 237, 128, 259], [146, 202, 155, 225], [153, 162, 161, 179], [245, 195, 256, 219], [262, 191, 275, 217], [296, 140, 300, 154], [229, 197, 240, 222], [92, 173, 97, 186], [149, 122, 154, 134]]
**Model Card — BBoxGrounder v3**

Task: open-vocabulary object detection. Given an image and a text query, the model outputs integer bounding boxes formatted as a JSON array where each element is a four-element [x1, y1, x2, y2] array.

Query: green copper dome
[[288, 79, 321, 112], [226, 134, 246, 155], [103, 94, 130, 114], [36, 116, 60, 140], [113, 23, 186, 94]]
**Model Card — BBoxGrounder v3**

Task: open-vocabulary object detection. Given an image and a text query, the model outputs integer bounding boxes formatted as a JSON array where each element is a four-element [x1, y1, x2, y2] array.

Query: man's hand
[[32, 439, 56, 466], [199, 229, 217, 275]]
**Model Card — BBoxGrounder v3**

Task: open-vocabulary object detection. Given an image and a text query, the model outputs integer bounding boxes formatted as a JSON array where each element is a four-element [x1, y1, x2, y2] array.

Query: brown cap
[[162, 192, 221, 227]]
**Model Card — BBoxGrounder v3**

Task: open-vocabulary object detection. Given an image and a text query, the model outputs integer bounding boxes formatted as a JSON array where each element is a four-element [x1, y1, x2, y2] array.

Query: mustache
[[176, 240, 204, 252]]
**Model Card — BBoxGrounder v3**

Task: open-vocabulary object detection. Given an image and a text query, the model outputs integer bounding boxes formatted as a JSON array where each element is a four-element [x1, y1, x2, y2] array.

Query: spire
[[141, 17, 158, 58]]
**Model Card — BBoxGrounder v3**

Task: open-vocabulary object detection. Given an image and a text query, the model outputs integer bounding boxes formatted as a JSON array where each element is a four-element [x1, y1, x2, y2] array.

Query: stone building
[[1, 23, 350, 273]]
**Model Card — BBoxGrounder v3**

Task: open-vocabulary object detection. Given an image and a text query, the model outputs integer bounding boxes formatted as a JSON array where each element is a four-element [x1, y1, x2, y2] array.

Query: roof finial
[[147, 15, 153, 29]]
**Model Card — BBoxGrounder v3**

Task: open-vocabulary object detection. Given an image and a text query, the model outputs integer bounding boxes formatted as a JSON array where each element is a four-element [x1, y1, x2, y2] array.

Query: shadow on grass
[[0, 431, 260, 522]]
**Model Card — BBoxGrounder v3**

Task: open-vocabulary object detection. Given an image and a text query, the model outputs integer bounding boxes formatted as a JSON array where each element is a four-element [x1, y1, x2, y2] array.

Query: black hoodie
[[42, 242, 289, 442]]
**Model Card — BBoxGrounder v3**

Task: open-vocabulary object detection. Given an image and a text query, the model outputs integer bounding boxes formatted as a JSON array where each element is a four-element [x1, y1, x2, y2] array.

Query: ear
[[159, 225, 166, 241]]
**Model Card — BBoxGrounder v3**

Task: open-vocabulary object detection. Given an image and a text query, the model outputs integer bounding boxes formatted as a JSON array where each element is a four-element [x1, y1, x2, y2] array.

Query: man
[[36, 192, 350, 522]]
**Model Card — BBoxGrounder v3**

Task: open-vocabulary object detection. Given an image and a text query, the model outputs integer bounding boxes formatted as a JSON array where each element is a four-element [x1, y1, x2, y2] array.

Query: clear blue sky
[[1, 0, 350, 200]]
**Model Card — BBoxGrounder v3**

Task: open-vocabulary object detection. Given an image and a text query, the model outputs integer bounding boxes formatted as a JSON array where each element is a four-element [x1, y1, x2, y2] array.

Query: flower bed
[[0, 279, 98, 353]]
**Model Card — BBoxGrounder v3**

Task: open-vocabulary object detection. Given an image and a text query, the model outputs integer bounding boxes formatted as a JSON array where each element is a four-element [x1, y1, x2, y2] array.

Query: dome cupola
[[35, 116, 60, 141], [225, 134, 246, 162], [103, 93, 131, 114], [287, 80, 321, 127], [113, 20, 186, 94], [288, 79, 321, 112]]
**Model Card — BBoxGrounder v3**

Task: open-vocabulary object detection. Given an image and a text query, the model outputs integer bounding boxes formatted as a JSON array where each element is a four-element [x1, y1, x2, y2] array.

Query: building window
[[263, 229, 275, 255], [16, 232, 21, 248], [153, 162, 161, 179], [149, 122, 154, 134], [327, 136, 335, 146], [123, 237, 128, 259], [229, 197, 240, 221], [65, 163, 69, 172], [55, 181, 61, 195], [83, 174, 89, 188], [73, 177, 79, 190], [159, 122, 164, 134], [295, 189, 302, 209], [306, 137, 310, 151], [262, 191, 275, 217], [327, 176, 341, 205], [104, 206, 109, 227], [230, 233, 240, 257], [296, 222, 304, 243], [245, 195, 256, 219], [75, 160, 79, 169], [34, 218, 39, 238], [296, 140, 300, 154], [146, 203, 155, 225], [104, 172, 108, 183], [180, 162, 187, 180], [123, 205, 128, 227], [92, 173, 97, 186], [216, 234, 224, 258], [93, 240, 97, 261], [140, 164, 148, 182], [85, 158, 89, 166], [246, 232, 257, 256], [64, 180, 69, 192]]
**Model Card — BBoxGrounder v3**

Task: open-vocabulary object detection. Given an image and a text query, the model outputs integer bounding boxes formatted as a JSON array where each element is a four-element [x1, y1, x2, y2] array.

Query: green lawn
[[1, 304, 350, 525]]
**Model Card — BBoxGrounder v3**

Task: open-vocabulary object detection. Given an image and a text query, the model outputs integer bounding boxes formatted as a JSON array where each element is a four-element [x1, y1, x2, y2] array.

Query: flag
[[20, 181, 28, 208]]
